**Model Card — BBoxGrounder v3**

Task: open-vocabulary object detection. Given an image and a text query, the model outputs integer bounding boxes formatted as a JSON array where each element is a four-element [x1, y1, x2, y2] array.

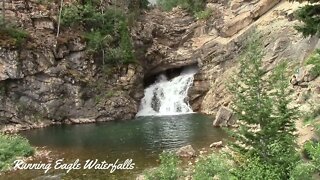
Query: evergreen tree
[[228, 32, 299, 179], [288, 0, 320, 37]]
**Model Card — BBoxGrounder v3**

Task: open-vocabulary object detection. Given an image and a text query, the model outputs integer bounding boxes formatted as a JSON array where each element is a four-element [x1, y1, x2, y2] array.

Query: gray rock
[[213, 106, 234, 127], [176, 145, 196, 158]]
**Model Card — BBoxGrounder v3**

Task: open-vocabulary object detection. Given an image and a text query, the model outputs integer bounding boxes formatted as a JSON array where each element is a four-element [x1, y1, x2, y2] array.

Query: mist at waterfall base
[[137, 66, 197, 116]]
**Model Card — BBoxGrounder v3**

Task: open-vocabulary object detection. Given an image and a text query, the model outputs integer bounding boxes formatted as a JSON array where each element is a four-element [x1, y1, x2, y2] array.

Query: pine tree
[[288, 0, 320, 37], [228, 32, 299, 179]]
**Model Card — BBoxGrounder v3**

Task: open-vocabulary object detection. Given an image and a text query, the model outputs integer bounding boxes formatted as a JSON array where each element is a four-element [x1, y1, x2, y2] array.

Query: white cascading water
[[137, 66, 197, 116]]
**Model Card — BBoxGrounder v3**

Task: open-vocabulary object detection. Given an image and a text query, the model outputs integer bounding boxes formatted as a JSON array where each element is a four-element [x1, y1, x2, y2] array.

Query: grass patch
[[0, 133, 34, 171], [193, 154, 234, 180], [144, 152, 181, 180]]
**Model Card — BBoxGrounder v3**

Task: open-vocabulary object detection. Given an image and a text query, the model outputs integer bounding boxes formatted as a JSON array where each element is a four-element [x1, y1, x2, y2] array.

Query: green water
[[1, 113, 228, 180]]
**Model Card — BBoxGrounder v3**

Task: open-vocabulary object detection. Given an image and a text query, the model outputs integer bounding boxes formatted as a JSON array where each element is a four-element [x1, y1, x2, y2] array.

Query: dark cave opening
[[143, 63, 198, 88]]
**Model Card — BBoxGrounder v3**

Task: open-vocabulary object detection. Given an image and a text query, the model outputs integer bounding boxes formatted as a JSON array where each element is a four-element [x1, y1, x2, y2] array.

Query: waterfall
[[137, 66, 197, 116]]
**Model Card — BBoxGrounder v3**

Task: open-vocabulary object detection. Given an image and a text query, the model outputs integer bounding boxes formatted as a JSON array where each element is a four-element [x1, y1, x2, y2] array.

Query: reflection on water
[[2, 114, 228, 179]]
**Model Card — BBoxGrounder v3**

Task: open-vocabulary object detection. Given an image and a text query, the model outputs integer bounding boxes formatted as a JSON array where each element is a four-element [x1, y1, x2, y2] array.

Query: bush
[[145, 152, 181, 180], [305, 49, 320, 78], [290, 162, 315, 180], [0, 133, 34, 171], [304, 141, 320, 171], [234, 157, 283, 180], [0, 24, 28, 47], [195, 9, 212, 20], [193, 154, 235, 180]]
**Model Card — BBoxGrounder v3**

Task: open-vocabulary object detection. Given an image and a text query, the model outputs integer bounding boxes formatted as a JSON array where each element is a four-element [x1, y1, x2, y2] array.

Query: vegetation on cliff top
[[61, 0, 149, 65], [0, 133, 34, 171]]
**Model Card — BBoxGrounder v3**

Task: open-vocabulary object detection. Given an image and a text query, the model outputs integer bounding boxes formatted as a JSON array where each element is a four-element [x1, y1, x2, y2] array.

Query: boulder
[[213, 106, 234, 126], [295, 65, 318, 84], [210, 141, 223, 148], [176, 145, 196, 158]]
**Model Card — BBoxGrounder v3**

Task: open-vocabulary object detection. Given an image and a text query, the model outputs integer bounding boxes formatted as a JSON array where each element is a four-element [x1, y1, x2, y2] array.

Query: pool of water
[[1, 113, 228, 180]]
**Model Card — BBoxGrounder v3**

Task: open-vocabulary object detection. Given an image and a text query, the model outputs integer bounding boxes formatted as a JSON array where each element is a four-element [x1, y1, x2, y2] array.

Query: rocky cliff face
[[133, 0, 320, 116], [1, 0, 319, 131], [0, 0, 144, 132]]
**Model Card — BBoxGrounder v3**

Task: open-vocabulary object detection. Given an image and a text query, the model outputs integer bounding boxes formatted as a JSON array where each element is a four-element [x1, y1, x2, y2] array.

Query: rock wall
[[1, 0, 319, 131], [0, 0, 144, 132], [134, 0, 319, 116]]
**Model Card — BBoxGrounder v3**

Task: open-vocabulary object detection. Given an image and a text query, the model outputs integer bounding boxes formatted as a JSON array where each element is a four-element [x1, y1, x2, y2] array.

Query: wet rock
[[213, 106, 234, 127], [176, 145, 196, 158]]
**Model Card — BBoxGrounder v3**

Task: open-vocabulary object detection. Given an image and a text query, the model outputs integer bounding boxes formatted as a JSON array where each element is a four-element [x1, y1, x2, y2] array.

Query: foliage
[[129, 0, 149, 11], [193, 154, 235, 180], [157, 0, 206, 14], [288, 0, 320, 37], [61, 2, 134, 65], [305, 49, 320, 78], [228, 31, 300, 179], [145, 152, 181, 180], [304, 141, 320, 172], [289, 162, 315, 180], [195, 9, 212, 20], [0, 133, 34, 171], [0, 23, 28, 47]]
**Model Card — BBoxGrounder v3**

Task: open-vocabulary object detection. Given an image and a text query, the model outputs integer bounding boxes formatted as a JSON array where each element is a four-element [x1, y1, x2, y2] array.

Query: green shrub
[[145, 152, 181, 180], [234, 157, 282, 180], [0, 24, 28, 47], [0, 133, 34, 171], [290, 162, 315, 180], [61, 3, 134, 65], [193, 154, 235, 180], [195, 9, 212, 20], [304, 141, 320, 171], [305, 49, 320, 78]]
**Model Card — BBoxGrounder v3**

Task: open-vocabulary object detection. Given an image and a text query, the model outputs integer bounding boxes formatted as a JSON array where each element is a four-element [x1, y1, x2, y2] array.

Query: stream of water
[[137, 66, 197, 116]]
